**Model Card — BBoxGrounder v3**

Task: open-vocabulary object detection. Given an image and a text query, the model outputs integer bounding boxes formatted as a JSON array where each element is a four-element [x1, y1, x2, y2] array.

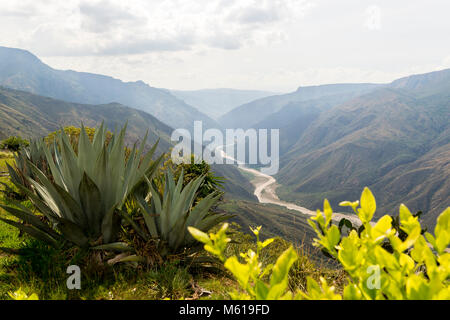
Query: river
[[217, 144, 362, 226]]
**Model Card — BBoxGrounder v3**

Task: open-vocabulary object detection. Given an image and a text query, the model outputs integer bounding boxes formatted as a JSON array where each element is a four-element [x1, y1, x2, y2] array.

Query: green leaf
[[56, 217, 89, 248], [224, 256, 250, 288], [434, 207, 450, 254], [267, 246, 298, 299], [327, 225, 341, 251], [359, 187, 376, 223], [92, 242, 134, 252], [323, 199, 333, 224], [0, 217, 59, 247], [188, 227, 210, 244], [343, 284, 363, 300], [261, 238, 274, 248], [372, 215, 392, 241], [78, 172, 103, 236]]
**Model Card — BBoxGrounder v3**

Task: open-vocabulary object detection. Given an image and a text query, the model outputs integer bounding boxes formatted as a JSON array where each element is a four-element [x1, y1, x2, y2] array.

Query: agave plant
[[11, 138, 49, 188], [127, 169, 229, 256], [1, 123, 163, 249], [0, 138, 50, 201]]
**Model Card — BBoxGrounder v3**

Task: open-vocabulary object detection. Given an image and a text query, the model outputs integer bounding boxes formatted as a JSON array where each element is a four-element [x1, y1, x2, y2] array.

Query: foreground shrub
[[124, 169, 228, 258], [0, 136, 29, 152], [1, 124, 163, 250], [189, 187, 450, 300]]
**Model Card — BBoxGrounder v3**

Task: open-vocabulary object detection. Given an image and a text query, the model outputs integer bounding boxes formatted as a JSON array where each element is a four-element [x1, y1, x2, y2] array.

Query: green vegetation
[[0, 136, 29, 152], [1, 124, 163, 250], [0, 124, 448, 300], [0, 124, 235, 299], [128, 169, 227, 256], [190, 187, 450, 300], [0, 152, 14, 171]]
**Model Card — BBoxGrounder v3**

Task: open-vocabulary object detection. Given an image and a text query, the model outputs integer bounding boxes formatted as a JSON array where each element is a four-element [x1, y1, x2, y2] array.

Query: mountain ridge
[[0, 86, 173, 153], [0, 46, 219, 131]]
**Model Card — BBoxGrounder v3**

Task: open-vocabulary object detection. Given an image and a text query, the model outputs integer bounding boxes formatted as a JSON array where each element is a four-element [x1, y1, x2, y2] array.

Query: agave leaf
[[92, 122, 106, 151], [77, 124, 95, 176], [11, 182, 59, 222], [108, 254, 146, 265], [52, 182, 86, 227], [187, 192, 223, 227], [0, 217, 59, 247], [56, 217, 89, 248], [58, 131, 82, 194], [0, 204, 59, 239], [174, 169, 185, 197], [27, 160, 76, 220], [169, 174, 205, 230], [29, 179, 63, 219], [101, 207, 119, 244], [42, 141, 65, 189], [78, 172, 103, 236], [170, 212, 190, 251], [6, 163, 22, 186], [195, 214, 231, 236], [92, 242, 134, 252], [135, 193, 158, 238]]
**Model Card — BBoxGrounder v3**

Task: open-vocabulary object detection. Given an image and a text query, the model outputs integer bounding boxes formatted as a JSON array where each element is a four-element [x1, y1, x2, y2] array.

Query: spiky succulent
[[11, 138, 49, 189], [129, 169, 229, 255], [1, 123, 163, 249]]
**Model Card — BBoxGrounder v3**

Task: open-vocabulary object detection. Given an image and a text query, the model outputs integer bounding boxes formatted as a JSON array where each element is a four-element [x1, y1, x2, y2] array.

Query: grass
[[0, 236, 235, 300], [0, 213, 346, 300], [0, 150, 14, 178]]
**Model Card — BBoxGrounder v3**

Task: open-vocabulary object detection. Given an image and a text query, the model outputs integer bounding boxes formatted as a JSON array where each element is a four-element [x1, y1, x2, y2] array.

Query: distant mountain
[[218, 83, 382, 129], [0, 46, 218, 131], [170, 88, 279, 120], [0, 86, 173, 153], [391, 69, 450, 97], [275, 69, 450, 227], [252, 92, 374, 155]]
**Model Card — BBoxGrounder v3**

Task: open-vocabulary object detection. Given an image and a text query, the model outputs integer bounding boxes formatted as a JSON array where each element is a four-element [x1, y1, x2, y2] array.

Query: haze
[[1, 0, 449, 91]]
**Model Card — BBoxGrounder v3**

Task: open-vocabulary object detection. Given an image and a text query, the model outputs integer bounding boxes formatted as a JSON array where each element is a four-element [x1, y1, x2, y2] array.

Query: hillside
[[211, 164, 257, 202], [217, 199, 317, 248], [252, 92, 372, 155], [170, 88, 278, 120], [0, 86, 173, 153], [0, 46, 218, 131], [275, 71, 450, 227]]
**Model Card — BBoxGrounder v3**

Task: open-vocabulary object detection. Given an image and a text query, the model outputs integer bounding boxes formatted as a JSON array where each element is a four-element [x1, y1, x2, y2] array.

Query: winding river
[[217, 145, 362, 225]]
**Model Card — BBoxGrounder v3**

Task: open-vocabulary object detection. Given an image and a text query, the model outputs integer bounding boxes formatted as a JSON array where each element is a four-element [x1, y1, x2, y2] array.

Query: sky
[[0, 0, 449, 92]]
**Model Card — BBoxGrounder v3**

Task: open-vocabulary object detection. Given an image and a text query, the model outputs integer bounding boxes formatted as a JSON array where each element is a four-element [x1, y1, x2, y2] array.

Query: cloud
[[79, 1, 142, 33], [364, 5, 382, 30], [98, 37, 194, 55], [228, 6, 281, 25], [0, 1, 40, 17], [1, 0, 314, 56]]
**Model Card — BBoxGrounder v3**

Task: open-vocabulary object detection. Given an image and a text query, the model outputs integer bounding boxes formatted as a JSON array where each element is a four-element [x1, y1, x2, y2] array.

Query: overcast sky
[[1, 0, 449, 92]]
